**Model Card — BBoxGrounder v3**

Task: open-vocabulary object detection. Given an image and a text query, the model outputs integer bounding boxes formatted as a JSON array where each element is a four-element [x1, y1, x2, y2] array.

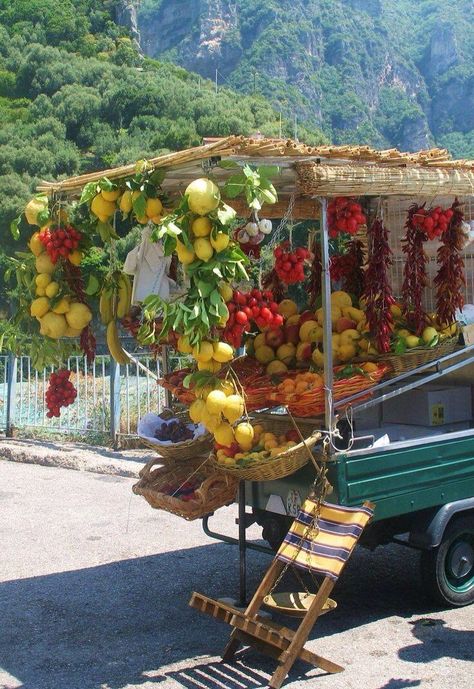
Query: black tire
[[420, 515, 474, 607]]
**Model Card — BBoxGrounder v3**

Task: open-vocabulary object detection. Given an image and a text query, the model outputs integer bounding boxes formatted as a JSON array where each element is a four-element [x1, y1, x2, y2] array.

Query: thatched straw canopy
[[37, 135, 474, 203]]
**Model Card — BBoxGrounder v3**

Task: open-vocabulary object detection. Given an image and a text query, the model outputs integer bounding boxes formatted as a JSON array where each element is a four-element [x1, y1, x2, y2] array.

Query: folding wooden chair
[[189, 498, 374, 689]]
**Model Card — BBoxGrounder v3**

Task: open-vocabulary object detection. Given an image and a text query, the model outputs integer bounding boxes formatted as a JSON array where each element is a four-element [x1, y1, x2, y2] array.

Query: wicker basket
[[377, 336, 458, 377], [139, 409, 213, 462], [268, 365, 388, 417], [209, 414, 321, 481], [133, 457, 238, 520]]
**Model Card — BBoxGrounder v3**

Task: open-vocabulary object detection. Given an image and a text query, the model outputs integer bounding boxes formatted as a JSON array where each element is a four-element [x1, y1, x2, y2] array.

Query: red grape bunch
[[46, 369, 77, 418], [274, 242, 311, 284], [223, 288, 283, 348], [328, 197, 367, 237], [38, 225, 82, 264]]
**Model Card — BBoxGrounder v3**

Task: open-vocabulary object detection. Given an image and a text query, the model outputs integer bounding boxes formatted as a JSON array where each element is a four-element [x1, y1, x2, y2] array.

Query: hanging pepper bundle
[[362, 217, 395, 353], [434, 198, 466, 326], [401, 204, 429, 334], [262, 267, 286, 303], [330, 238, 365, 299]]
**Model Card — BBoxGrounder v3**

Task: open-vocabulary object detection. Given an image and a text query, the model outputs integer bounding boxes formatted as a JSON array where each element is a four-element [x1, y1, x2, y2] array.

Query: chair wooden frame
[[190, 500, 374, 688]]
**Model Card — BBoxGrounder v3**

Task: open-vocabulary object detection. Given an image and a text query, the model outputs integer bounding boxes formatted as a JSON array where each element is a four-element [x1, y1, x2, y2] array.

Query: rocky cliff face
[[117, 0, 474, 151]]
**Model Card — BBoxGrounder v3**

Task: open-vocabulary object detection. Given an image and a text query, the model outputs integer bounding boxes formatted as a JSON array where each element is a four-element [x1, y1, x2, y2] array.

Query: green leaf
[[132, 192, 147, 219], [149, 168, 166, 186], [210, 289, 221, 306], [197, 281, 214, 298], [98, 177, 116, 192], [216, 203, 237, 225], [10, 215, 20, 240], [85, 274, 100, 296], [394, 337, 407, 354], [258, 165, 280, 179], [224, 180, 245, 198], [218, 160, 240, 169], [183, 373, 193, 389], [79, 181, 98, 205], [259, 188, 276, 204]]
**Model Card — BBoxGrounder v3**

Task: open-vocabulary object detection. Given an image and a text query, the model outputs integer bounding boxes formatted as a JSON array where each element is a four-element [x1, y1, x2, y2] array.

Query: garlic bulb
[[245, 221, 259, 237], [237, 228, 250, 243], [249, 231, 265, 245], [258, 218, 272, 235]]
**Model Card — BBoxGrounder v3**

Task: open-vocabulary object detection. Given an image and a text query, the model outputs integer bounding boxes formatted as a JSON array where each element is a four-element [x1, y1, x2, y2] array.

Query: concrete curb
[[0, 438, 155, 478]]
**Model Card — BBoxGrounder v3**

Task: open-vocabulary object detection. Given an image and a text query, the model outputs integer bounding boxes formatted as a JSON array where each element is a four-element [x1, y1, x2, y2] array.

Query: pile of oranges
[[276, 371, 324, 400]]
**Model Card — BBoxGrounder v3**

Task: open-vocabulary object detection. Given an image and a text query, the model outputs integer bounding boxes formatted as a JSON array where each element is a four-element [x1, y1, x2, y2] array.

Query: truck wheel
[[420, 515, 474, 607]]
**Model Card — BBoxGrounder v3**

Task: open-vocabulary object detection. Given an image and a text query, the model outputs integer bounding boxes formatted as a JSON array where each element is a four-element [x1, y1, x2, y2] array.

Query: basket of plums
[[138, 409, 213, 462]]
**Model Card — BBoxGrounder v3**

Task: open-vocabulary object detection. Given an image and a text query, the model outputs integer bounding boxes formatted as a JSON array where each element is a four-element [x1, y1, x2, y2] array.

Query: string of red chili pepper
[[329, 239, 365, 299], [63, 262, 96, 362], [362, 217, 395, 353], [401, 204, 429, 334], [261, 267, 286, 303], [434, 198, 466, 327]]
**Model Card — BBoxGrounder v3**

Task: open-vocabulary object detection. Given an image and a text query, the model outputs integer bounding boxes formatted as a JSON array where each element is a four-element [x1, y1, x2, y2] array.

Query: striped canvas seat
[[276, 500, 374, 580]]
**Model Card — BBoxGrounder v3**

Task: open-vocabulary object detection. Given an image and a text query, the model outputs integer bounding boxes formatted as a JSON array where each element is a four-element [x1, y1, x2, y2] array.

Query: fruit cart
[[9, 136, 474, 610]]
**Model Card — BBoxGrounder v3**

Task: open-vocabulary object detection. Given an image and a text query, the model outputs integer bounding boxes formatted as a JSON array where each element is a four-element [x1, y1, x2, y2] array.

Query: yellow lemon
[[278, 299, 298, 318], [64, 326, 82, 338], [176, 239, 195, 265], [266, 360, 288, 375], [192, 216, 212, 237], [223, 395, 244, 424], [119, 190, 133, 213], [101, 189, 120, 202], [235, 426, 254, 451], [219, 380, 235, 396], [405, 335, 421, 348], [218, 282, 233, 302], [194, 237, 214, 262], [68, 250, 83, 266], [30, 297, 50, 318], [35, 254, 55, 275], [422, 326, 438, 345], [192, 340, 214, 362], [45, 281, 59, 298], [189, 399, 206, 423], [255, 345, 275, 364], [197, 359, 222, 373], [36, 287, 46, 296], [25, 197, 48, 225], [35, 273, 51, 289], [29, 232, 44, 256], [201, 408, 221, 433], [177, 335, 193, 354], [206, 390, 228, 415], [194, 384, 213, 400], [146, 197, 163, 218], [185, 178, 220, 215], [210, 231, 230, 252], [52, 297, 71, 314], [214, 422, 235, 447], [91, 194, 115, 221], [39, 312, 67, 339], [65, 303, 92, 330], [212, 341, 234, 363]]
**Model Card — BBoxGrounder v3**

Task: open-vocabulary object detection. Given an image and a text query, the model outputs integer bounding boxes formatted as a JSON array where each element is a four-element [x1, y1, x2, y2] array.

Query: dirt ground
[[0, 459, 472, 689]]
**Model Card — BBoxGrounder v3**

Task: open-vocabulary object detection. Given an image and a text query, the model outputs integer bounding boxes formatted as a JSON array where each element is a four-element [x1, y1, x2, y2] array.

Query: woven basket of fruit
[[209, 414, 321, 482], [159, 369, 195, 405], [376, 335, 458, 377], [132, 457, 238, 520], [138, 409, 213, 462], [242, 374, 277, 411], [270, 365, 388, 417]]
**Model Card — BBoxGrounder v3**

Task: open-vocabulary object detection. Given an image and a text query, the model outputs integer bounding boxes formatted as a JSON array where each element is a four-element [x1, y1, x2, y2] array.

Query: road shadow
[[0, 540, 466, 689], [398, 618, 474, 664]]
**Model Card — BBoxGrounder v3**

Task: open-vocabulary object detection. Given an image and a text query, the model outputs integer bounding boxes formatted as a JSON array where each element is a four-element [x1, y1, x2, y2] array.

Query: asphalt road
[[0, 460, 472, 689]]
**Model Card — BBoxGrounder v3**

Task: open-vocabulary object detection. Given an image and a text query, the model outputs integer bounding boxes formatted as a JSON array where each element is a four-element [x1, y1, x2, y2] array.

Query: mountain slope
[[133, 0, 474, 155]]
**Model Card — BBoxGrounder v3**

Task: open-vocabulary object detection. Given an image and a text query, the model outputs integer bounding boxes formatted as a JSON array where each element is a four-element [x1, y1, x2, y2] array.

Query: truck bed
[[248, 429, 474, 522]]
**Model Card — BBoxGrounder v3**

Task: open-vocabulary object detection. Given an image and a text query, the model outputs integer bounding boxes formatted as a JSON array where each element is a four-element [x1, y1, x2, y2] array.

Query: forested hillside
[[0, 0, 324, 271], [135, 0, 474, 156]]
